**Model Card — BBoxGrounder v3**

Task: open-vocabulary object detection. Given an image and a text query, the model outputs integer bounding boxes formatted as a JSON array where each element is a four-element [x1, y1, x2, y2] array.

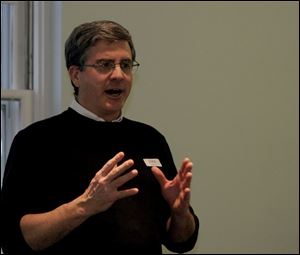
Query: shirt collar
[[70, 98, 123, 122]]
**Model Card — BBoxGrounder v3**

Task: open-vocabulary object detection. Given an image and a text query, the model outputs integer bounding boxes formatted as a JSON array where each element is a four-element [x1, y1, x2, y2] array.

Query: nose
[[110, 64, 125, 80]]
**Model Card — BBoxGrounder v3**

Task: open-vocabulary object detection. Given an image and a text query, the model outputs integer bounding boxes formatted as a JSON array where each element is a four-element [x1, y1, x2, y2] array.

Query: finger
[[183, 187, 191, 204], [177, 187, 191, 204], [112, 169, 138, 188], [180, 160, 193, 179], [117, 188, 139, 200], [100, 152, 125, 176], [173, 188, 191, 212], [106, 159, 134, 182], [179, 158, 190, 177], [151, 166, 168, 187], [181, 172, 192, 190]]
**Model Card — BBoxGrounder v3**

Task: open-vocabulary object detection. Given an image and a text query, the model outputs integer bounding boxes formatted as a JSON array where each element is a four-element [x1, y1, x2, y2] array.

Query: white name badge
[[143, 158, 162, 167]]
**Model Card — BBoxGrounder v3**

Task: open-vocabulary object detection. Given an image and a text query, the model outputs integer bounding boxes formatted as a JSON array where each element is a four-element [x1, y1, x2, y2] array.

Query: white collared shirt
[[70, 98, 123, 122]]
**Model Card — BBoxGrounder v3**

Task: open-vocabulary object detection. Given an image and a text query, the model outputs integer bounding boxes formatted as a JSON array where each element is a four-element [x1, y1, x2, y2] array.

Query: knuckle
[[105, 161, 113, 168]]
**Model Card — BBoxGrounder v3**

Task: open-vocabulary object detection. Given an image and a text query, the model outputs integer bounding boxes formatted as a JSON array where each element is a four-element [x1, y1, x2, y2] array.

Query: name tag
[[143, 158, 162, 167]]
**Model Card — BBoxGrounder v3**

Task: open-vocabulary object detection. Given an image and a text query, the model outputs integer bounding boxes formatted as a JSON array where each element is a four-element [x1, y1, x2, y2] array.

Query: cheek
[[124, 83, 132, 98], [126, 76, 133, 90], [80, 75, 106, 93]]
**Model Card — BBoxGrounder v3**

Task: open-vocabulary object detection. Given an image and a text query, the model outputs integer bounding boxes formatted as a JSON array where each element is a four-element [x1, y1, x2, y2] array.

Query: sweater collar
[[70, 98, 123, 122]]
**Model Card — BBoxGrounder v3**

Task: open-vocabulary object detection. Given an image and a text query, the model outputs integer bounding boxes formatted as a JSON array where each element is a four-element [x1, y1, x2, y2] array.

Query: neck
[[72, 98, 122, 122]]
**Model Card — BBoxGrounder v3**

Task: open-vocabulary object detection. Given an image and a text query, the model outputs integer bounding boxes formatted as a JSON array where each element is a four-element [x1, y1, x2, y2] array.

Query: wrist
[[167, 209, 196, 242], [66, 195, 91, 221], [170, 206, 191, 219]]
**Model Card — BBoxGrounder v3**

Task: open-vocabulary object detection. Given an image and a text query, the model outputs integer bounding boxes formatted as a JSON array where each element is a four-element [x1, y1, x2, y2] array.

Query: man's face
[[69, 40, 133, 121]]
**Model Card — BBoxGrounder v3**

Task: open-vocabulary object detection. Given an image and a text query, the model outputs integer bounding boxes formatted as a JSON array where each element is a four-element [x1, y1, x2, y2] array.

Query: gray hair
[[65, 20, 136, 96]]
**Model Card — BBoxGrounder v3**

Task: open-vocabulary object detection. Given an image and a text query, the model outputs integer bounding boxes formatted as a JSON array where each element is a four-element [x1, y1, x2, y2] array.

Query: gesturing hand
[[82, 152, 139, 217], [151, 158, 193, 215]]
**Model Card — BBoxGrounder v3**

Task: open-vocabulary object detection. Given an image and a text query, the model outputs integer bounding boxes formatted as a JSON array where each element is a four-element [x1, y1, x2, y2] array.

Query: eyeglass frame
[[80, 59, 140, 74]]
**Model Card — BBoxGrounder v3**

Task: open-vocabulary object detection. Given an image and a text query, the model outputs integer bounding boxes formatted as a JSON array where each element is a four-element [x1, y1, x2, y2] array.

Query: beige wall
[[61, 1, 299, 253]]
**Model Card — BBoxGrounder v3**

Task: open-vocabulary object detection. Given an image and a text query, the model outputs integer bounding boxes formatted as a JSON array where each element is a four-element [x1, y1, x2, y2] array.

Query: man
[[1, 20, 199, 254]]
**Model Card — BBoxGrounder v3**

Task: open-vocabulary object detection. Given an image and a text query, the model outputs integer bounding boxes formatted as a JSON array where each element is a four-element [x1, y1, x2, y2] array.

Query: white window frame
[[1, 1, 62, 122], [32, 1, 62, 121], [1, 90, 33, 187], [1, 1, 30, 90], [1, 1, 61, 186], [1, 89, 33, 129]]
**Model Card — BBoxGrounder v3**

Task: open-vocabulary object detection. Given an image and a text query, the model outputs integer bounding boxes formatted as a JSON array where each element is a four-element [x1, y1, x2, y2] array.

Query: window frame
[[1, 1, 62, 185]]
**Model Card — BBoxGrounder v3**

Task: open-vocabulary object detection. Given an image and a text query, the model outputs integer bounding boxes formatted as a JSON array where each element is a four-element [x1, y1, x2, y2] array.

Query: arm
[[20, 152, 138, 251], [152, 158, 197, 242], [20, 196, 89, 251], [166, 203, 196, 242]]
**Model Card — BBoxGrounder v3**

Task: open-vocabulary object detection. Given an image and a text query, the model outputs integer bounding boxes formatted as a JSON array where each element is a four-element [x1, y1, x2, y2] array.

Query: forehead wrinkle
[[85, 40, 132, 62]]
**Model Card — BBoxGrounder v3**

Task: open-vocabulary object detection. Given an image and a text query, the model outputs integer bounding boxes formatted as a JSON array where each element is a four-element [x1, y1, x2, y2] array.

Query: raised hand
[[82, 152, 139, 216], [151, 158, 193, 215]]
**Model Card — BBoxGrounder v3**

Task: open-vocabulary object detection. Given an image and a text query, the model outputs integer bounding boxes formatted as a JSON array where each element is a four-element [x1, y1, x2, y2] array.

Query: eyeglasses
[[81, 59, 140, 74]]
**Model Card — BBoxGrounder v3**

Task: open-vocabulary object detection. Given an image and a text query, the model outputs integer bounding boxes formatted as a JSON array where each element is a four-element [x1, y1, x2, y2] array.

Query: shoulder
[[122, 117, 165, 138], [15, 109, 73, 140]]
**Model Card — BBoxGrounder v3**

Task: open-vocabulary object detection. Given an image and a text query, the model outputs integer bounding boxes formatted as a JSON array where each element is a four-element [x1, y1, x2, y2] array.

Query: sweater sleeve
[[163, 207, 200, 253], [1, 131, 35, 254], [158, 134, 200, 253]]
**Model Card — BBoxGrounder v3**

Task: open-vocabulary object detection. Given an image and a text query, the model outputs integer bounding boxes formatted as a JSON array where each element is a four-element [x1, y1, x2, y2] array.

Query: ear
[[68, 65, 81, 88]]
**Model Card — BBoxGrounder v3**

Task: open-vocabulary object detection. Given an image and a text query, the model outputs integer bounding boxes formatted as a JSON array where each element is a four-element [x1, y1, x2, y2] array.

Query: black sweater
[[1, 108, 199, 254]]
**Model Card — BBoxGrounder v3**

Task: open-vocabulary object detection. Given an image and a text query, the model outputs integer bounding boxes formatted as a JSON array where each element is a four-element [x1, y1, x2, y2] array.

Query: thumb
[[151, 166, 167, 187]]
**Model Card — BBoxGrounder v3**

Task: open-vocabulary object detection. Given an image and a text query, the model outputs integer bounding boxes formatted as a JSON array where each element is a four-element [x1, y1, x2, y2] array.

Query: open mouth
[[105, 89, 123, 97]]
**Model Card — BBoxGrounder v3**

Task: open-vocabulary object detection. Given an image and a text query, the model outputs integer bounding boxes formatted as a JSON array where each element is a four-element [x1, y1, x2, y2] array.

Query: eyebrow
[[95, 58, 132, 64]]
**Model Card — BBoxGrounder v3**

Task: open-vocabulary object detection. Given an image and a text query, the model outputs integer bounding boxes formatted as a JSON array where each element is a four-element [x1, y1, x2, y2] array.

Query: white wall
[[61, 1, 299, 253]]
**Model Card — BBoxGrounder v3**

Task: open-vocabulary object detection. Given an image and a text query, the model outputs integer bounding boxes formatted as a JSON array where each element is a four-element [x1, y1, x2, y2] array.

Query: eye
[[99, 60, 114, 70], [120, 60, 132, 71]]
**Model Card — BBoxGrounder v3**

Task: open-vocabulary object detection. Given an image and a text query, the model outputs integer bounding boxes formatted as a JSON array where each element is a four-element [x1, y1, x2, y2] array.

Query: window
[[1, 100, 20, 180], [1, 1, 62, 185], [1, 1, 31, 90], [1, 1, 32, 185]]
